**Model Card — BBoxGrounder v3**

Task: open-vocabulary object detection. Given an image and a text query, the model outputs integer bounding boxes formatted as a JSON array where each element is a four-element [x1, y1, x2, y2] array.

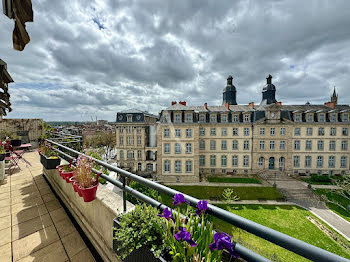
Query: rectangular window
[[119, 136, 124, 145], [164, 129, 169, 138], [260, 141, 265, 150], [294, 156, 300, 167], [318, 128, 324, 136], [280, 141, 285, 150], [232, 140, 238, 150], [175, 114, 181, 123], [295, 114, 301, 122], [186, 161, 192, 173], [199, 114, 205, 123], [164, 160, 170, 172], [127, 115, 132, 122], [164, 114, 170, 123], [317, 156, 323, 167], [343, 128, 348, 136], [222, 114, 227, 123], [270, 128, 275, 136], [210, 140, 216, 150], [186, 129, 192, 138], [270, 141, 275, 150], [137, 150, 142, 159], [306, 140, 312, 150], [343, 114, 349, 122], [137, 127, 142, 133], [221, 128, 227, 136], [175, 161, 181, 172], [331, 114, 337, 122], [211, 128, 216, 136], [294, 140, 300, 150], [329, 141, 336, 150], [233, 115, 239, 122], [244, 115, 249, 122], [186, 143, 192, 153], [210, 115, 216, 123], [127, 126, 133, 134], [137, 136, 142, 145], [200, 155, 205, 166], [175, 129, 181, 137], [221, 155, 227, 166], [200, 128, 205, 136], [221, 140, 227, 150], [244, 128, 249, 136], [200, 140, 205, 150], [307, 114, 313, 122], [210, 155, 216, 166], [233, 128, 238, 136], [318, 140, 324, 150], [341, 156, 347, 168], [186, 113, 192, 122], [307, 128, 313, 136], [175, 143, 181, 154], [243, 156, 249, 167], [260, 128, 265, 135], [244, 140, 249, 150], [305, 156, 311, 167], [295, 128, 300, 136], [127, 136, 134, 145], [164, 143, 170, 154], [329, 156, 335, 168], [119, 127, 124, 133], [280, 128, 286, 136], [119, 150, 124, 159], [330, 127, 336, 136], [342, 141, 348, 150], [319, 114, 325, 122], [232, 156, 238, 166]]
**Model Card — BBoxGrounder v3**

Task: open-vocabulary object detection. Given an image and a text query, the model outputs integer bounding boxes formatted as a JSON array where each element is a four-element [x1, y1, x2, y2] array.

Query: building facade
[[116, 76, 350, 183], [115, 109, 158, 177]]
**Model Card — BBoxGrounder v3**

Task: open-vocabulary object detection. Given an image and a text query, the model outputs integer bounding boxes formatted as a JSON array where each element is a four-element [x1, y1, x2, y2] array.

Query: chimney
[[324, 101, 336, 109], [225, 102, 230, 110], [249, 102, 254, 109], [204, 103, 208, 110], [171, 101, 177, 106], [179, 101, 187, 106], [276, 101, 282, 106]]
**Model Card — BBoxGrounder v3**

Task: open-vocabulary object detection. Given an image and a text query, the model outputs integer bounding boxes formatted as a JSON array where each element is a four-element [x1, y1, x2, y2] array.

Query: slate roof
[[119, 108, 157, 118]]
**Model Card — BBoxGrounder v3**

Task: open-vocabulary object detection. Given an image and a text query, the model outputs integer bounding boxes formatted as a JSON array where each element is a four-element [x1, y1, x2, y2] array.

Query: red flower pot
[[69, 177, 78, 192], [76, 183, 83, 197], [80, 184, 99, 202], [62, 171, 74, 183]]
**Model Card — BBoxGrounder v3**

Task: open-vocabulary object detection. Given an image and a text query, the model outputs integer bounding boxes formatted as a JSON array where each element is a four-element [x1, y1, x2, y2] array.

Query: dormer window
[[199, 114, 205, 123], [343, 114, 349, 122], [210, 114, 216, 123], [319, 114, 325, 122], [331, 113, 337, 122], [233, 114, 239, 122], [127, 115, 133, 122], [186, 113, 192, 123], [307, 114, 313, 122], [164, 114, 170, 123], [244, 114, 250, 122], [221, 114, 227, 123], [295, 114, 301, 122], [175, 114, 181, 123]]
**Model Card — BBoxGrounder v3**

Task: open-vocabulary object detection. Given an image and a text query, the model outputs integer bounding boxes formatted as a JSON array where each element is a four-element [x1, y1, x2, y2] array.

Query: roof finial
[[227, 75, 233, 85], [266, 74, 272, 84]]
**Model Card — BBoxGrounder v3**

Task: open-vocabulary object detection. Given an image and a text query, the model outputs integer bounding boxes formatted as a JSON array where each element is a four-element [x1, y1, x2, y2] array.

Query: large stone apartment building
[[115, 75, 350, 183]]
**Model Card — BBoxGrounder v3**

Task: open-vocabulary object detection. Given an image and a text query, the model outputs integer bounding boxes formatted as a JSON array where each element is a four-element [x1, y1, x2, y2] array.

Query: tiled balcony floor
[[0, 152, 96, 262]]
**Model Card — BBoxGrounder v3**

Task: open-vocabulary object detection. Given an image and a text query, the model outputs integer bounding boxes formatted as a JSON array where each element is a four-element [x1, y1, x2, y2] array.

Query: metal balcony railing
[[45, 133, 350, 262]]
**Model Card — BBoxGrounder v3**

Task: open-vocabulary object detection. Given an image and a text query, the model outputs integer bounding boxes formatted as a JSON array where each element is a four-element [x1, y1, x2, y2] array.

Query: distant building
[[116, 75, 350, 183], [97, 120, 108, 125], [115, 109, 158, 176]]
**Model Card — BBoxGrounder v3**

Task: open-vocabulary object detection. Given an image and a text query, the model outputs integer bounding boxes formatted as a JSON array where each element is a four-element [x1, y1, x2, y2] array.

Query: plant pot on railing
[[79, 172, 100, 202], [40, 153, 61, 169]]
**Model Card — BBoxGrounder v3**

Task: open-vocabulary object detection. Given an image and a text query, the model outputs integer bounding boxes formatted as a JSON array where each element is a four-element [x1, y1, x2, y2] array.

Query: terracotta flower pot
[[80, 184, 98, 202]]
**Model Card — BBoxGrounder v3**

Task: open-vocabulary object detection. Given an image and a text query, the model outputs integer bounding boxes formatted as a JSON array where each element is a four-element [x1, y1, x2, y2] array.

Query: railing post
[[122, 175, 126, 212]]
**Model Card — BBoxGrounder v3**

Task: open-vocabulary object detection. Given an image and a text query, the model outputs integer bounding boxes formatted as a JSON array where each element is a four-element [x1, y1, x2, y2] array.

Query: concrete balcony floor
[[0, 152, 96, 262]]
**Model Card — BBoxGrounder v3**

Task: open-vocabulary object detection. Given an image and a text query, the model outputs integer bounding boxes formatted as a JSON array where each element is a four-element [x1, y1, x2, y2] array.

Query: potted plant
[[74, 155, 100, 202], [0, 144, 6, 161], [39, 143, 61, 169], [57, 163, 76, 182], [10, 133, 22, 147], [113, 204, 168, 261]]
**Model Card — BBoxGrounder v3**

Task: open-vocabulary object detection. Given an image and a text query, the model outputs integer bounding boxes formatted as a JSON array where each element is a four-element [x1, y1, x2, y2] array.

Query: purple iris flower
[[195, 200, 208, 215], [172, 194, 189, 206], [158, 208, 175, 222], [174, 227, 197, 247], [209, 232, 239, 258]]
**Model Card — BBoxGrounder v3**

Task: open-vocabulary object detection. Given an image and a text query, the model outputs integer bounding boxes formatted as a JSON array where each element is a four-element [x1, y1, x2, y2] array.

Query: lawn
[[207, 177, 261, 184], [212, 204, 350, 261], [314, 189, 350, 223], [164, 185, 283, 201]]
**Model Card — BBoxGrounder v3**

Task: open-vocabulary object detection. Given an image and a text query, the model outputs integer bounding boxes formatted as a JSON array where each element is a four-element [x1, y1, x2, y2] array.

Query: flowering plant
[[38, 142, 58, 158], [159, 194, 239, 261], [74, 155, 96, 188]]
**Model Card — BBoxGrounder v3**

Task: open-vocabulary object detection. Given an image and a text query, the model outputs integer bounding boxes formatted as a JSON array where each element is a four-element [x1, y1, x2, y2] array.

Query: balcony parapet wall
[[43, 165, 134, 262]]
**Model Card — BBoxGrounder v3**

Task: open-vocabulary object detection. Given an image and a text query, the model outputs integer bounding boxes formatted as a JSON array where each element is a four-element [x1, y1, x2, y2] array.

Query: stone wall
[[0, 119, 43, 142]]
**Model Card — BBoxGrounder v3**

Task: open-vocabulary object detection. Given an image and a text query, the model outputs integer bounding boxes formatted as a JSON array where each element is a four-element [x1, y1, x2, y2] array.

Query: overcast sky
[[1, 0, 350, 121]]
